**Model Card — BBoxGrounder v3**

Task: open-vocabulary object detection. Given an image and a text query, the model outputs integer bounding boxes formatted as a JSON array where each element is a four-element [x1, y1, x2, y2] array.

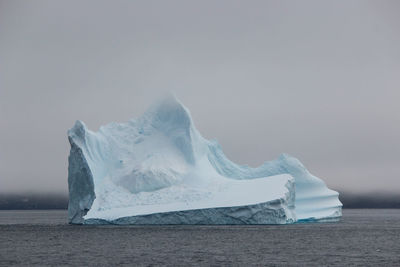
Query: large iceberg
[[67, 95, 342, 224]]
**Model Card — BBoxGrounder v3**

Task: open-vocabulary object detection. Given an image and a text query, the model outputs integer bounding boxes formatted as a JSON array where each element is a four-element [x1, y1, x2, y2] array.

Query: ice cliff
[[67, 95, 342, 224]]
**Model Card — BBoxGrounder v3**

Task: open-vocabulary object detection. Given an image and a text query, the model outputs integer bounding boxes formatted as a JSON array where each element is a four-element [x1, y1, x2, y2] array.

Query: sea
[[0, 209, 399, 266]]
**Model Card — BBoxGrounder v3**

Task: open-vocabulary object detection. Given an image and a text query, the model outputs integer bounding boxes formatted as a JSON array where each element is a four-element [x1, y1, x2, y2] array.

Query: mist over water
[[1, 191, 400, 209]]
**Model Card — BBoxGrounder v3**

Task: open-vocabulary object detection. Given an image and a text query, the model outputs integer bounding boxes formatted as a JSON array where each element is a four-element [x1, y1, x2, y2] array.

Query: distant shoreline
[[1, 192, 399, 209]]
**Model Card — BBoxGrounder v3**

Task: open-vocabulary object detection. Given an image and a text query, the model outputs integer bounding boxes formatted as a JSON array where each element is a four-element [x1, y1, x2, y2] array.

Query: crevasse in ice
[[67, 94, 342, 224]]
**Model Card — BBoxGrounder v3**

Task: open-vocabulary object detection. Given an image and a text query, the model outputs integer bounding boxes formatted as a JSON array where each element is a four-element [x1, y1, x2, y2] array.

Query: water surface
[[0, 209, 399, 266]]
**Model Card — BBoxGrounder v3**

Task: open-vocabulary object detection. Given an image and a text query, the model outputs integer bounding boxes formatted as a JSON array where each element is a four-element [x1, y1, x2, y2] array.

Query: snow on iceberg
[[67, 94, 342, 224]]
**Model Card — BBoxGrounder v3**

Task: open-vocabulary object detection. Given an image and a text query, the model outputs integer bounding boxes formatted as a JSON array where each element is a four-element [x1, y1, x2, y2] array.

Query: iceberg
[[67, 95, 342, 224]]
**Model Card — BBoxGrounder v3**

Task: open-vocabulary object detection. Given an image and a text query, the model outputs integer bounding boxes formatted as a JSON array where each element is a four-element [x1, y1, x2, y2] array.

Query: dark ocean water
[[0, 209, 399, 266]]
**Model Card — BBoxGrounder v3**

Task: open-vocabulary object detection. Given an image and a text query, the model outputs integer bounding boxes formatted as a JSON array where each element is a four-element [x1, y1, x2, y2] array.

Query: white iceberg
[[67, 95, 342, 224]]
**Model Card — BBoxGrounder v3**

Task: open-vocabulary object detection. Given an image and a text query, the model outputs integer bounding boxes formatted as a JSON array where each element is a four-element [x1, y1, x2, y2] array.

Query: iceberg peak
[[68, 120, 87, 142], [145, 94, 194, 132]]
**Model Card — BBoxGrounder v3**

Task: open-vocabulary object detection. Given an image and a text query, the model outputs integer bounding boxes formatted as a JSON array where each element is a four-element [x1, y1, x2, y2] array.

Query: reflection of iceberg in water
[[67, 94, 342, 224]]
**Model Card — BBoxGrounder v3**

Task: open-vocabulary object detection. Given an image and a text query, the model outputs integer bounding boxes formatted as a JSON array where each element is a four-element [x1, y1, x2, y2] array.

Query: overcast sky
[[0, 0, 399, 194]]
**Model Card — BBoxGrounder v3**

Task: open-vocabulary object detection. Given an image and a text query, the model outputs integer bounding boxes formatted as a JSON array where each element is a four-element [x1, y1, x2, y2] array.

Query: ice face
[[67, 95, 342, 224]]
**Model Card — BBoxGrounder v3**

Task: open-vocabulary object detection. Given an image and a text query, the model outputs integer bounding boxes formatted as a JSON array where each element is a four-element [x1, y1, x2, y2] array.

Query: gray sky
[[1, 0, 399, 194]]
